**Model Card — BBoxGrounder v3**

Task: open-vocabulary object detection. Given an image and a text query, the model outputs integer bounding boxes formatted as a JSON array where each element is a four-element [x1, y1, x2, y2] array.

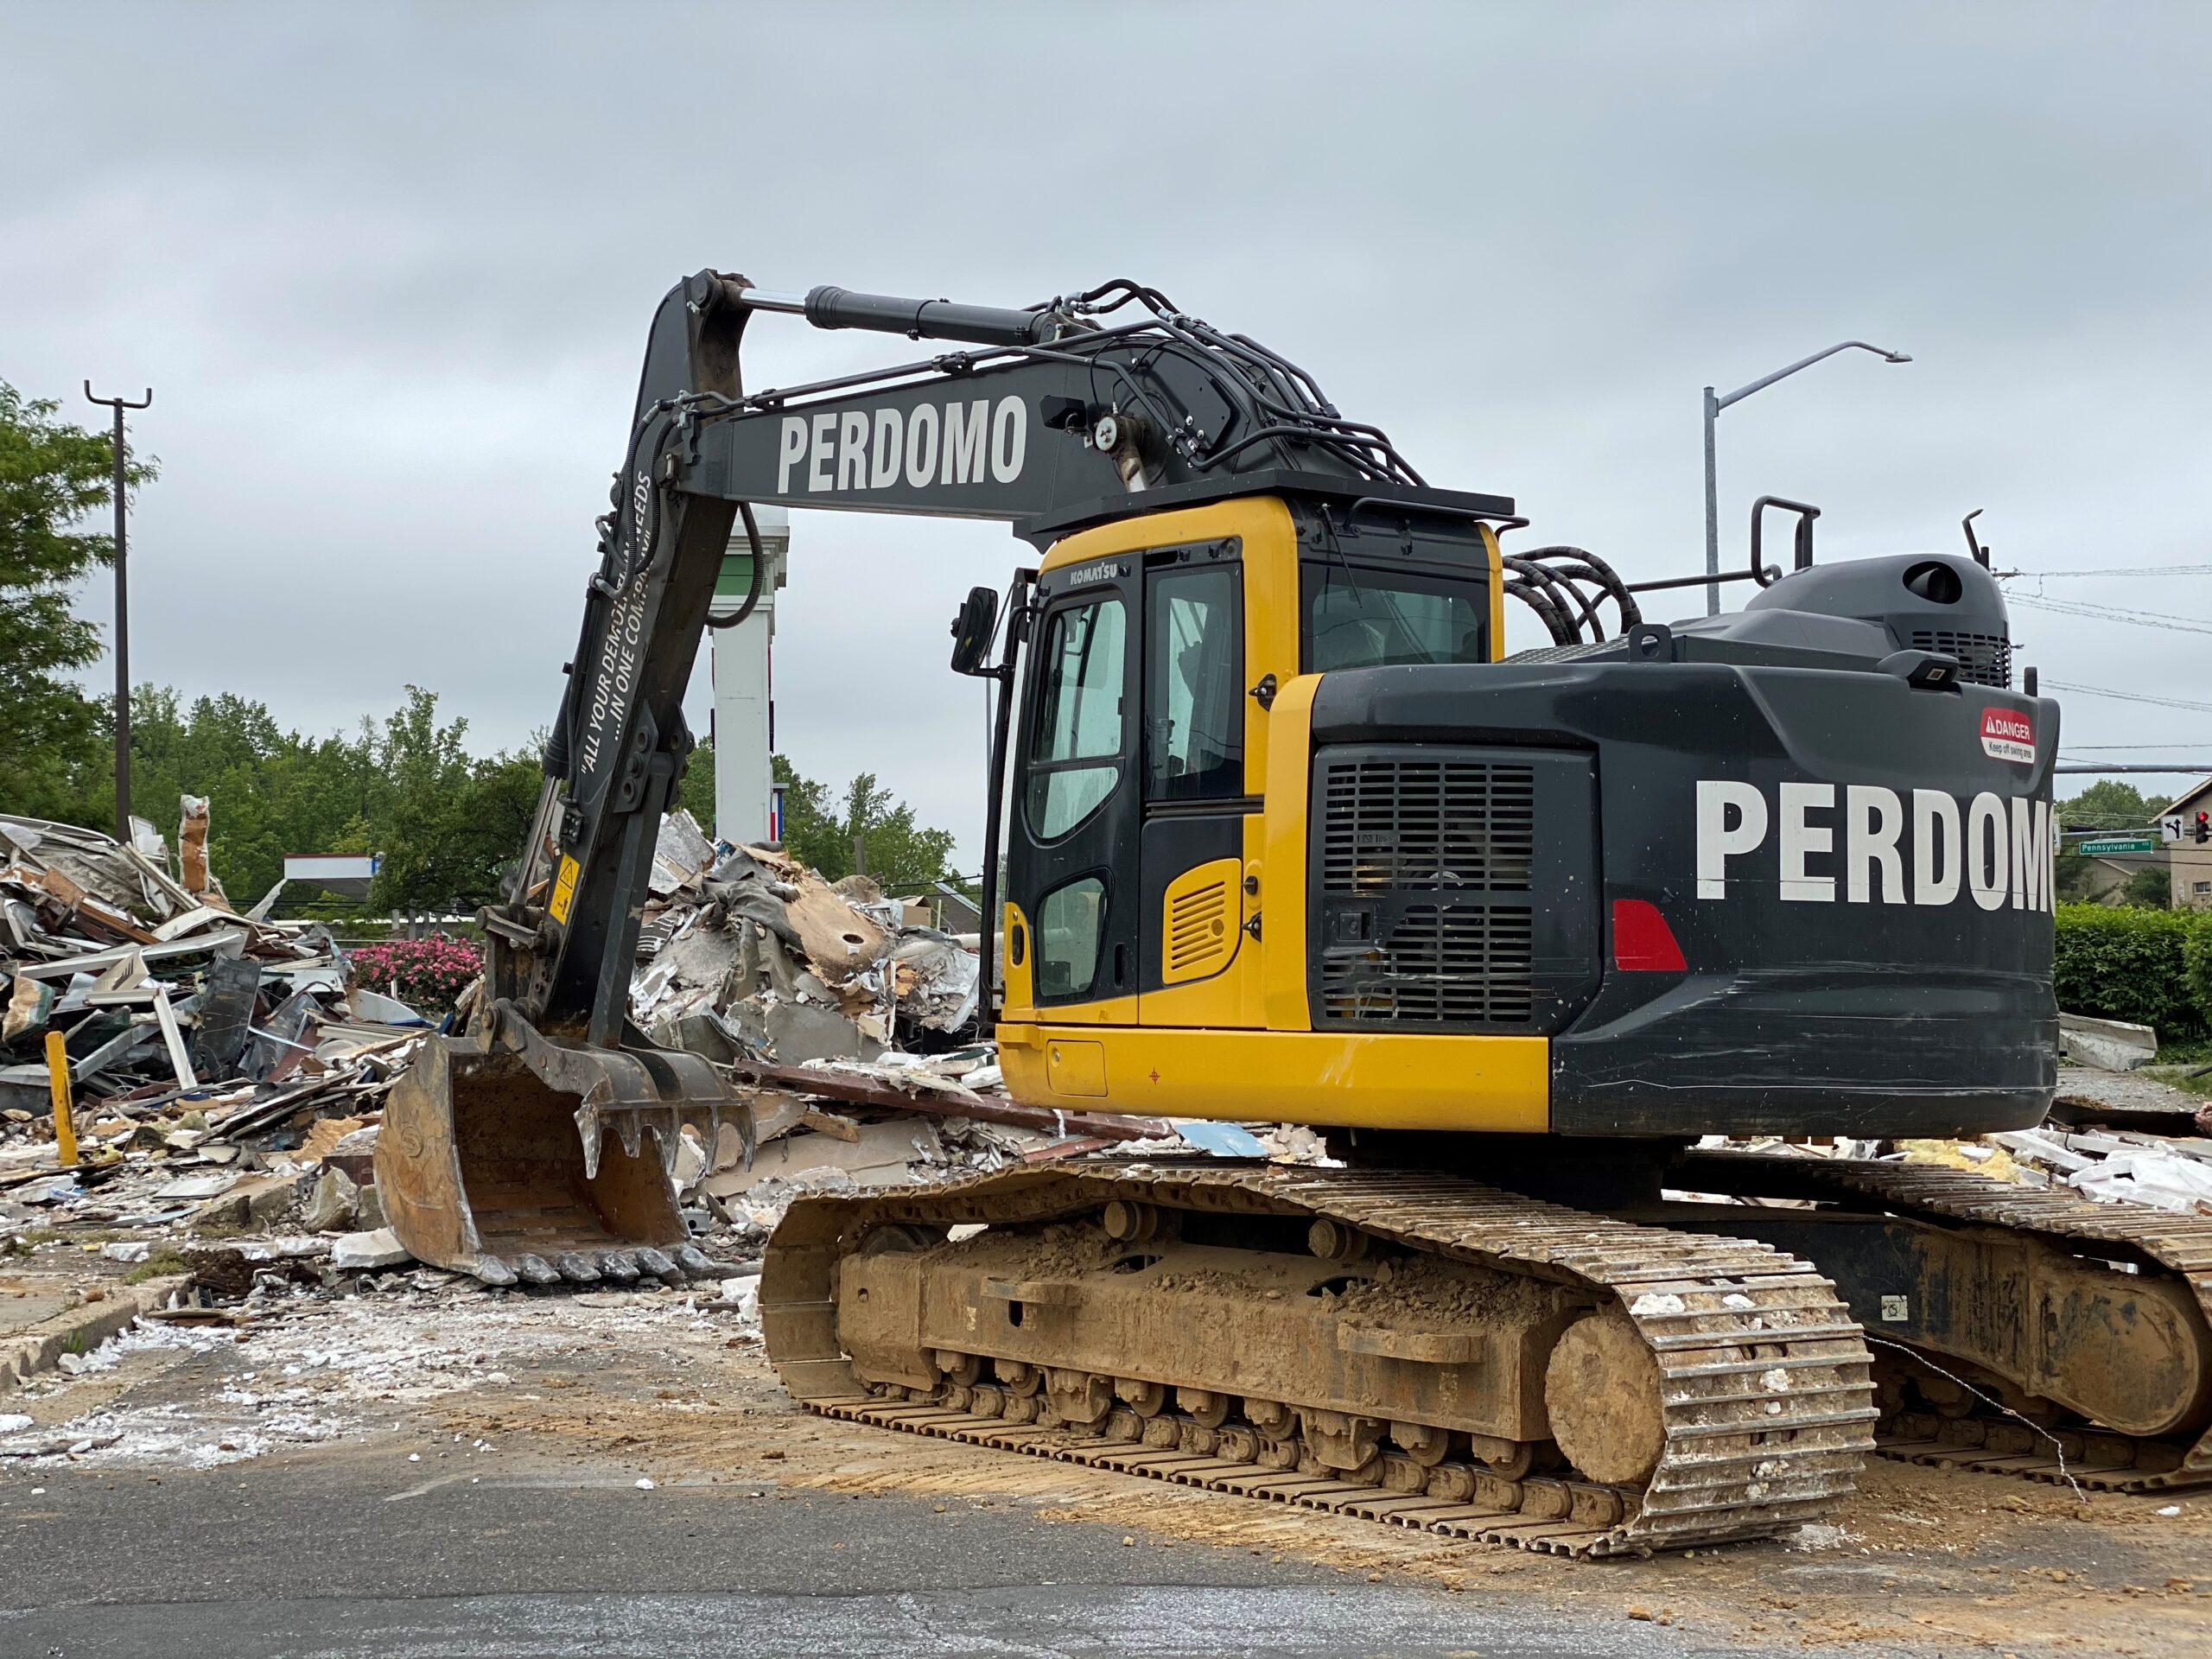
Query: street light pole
[[1701, 385, 1720, 617], [1700, 341, 1909, 616], [85, 384, 152, 842]]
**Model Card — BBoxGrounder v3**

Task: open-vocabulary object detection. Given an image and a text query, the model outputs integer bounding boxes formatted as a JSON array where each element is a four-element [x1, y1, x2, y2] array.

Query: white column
[[709, 507, 790, 845]]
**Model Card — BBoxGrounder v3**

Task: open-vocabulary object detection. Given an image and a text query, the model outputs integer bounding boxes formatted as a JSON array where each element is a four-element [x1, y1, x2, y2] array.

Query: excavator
[[377, 269, 2212, 1558]]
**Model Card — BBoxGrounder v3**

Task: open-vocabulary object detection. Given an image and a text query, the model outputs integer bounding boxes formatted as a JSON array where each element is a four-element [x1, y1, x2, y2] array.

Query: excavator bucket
[[376, 1017, 743, 1288]]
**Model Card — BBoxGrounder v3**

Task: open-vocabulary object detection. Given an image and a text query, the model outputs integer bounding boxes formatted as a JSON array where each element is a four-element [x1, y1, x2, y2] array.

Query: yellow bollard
[[45, 1028, 77, 1167]]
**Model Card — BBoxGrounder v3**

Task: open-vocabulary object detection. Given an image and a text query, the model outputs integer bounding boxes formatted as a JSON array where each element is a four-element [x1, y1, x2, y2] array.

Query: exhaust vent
[[1160, 858, 1241, 985], [1908, 628, 2011, 689]]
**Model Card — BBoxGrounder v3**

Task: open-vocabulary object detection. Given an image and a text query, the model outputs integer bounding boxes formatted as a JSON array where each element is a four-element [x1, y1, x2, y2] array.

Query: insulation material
[[631, 827, 974, 1062], [178, 795, 213, 897]]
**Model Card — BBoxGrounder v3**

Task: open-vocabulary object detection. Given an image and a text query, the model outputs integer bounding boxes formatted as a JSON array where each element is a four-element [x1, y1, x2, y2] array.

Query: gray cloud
[[5, 2, 2209, 862]]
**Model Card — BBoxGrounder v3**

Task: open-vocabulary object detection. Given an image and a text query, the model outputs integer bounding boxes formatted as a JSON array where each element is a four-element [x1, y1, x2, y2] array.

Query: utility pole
[[85, 384, 152, 841]]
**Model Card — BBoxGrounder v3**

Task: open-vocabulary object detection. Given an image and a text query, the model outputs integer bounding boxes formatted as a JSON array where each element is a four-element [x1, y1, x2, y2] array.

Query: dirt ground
[[4, 1267, 2208, 1656]]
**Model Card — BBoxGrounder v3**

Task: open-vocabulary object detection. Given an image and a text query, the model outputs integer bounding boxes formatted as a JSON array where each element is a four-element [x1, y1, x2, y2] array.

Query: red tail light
[[1611, 899, 1687, 972]]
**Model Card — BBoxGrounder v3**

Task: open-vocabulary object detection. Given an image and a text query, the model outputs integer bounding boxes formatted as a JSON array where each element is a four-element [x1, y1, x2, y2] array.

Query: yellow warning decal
[[548, 854, 581, 925]]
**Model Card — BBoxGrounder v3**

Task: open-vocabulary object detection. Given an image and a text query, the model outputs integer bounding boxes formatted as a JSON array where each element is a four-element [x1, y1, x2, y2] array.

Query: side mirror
[[949, 585, 1000, 677]]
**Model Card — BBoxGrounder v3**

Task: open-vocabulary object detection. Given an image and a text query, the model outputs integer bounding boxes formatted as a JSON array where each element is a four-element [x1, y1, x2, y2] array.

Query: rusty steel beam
[[721, 1058, 1172, 1143]]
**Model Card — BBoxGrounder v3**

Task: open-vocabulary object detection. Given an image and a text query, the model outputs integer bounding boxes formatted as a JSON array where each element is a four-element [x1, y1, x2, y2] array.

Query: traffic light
[[2196, 811, 2209, 844]]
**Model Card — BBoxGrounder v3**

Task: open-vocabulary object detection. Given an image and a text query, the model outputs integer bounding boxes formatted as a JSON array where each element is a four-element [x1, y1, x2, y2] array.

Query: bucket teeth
[[555, 1252, 603, 1285], [672, 1243, 715, 1280], [513, 1253, 562, 1287], [574, 1104, 605, 1182], [472, 1256, 519, 1288], [634, 1246, 685, 1287], [599, 1250, 642, 1283]]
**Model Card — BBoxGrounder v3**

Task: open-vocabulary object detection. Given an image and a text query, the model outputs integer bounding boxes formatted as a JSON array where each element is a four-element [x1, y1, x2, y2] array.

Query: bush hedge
[[346, 933, 481, 1016], [2053, 903, 2209, 1041]]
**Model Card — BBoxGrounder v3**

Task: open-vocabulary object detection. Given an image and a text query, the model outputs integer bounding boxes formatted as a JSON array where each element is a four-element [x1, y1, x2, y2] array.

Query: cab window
[[1145, 563, 1243, 803], [1027, 594, 1127, 839], [1035, 875, 1107, 999], [1303, 564, 1489, 671]]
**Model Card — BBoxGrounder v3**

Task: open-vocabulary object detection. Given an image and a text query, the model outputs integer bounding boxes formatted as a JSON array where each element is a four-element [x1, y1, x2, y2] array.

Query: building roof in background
[[2163, 777, 2212, 815]]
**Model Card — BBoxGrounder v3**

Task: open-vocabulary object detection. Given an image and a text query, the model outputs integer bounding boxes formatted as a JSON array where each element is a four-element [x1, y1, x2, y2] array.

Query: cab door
[[1005, 557, 1141, 1022], [1136, 539, 1258, 1026]]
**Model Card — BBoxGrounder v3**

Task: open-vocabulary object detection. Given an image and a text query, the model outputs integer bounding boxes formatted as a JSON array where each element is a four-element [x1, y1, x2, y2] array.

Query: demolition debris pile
[[0, 807, 1262, 1319], [625, 812, 1249, 1239], [1, 809, 432, 1253]]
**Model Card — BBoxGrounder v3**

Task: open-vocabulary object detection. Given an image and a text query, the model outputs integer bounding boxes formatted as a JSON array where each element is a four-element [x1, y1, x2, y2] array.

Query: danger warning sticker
[[1980, 707, 2036, 765]]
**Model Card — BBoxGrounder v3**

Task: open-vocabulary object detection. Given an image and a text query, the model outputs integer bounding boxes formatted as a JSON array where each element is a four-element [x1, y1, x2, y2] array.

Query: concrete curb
[[3, 1275, 191, 1388]]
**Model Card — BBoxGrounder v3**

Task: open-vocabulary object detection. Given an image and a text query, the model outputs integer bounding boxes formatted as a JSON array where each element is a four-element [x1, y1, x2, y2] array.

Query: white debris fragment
[[2069, 1149, 2212, 1216], [0, 1414, 32, 1434], [333, 1229, 413, 1271], [635, 1477, 656, 1491], [1630, 1293, 1687, 1316], [1786, 1522, 1859, 1551]]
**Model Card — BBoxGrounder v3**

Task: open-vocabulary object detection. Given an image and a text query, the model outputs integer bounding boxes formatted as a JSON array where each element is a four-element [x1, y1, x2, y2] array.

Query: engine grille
[[1320, 758, 1535, 893], [1319, 903, 1535, 1023], [1311, 752, 1586, 1033], [1910, 628, 2011, 690]]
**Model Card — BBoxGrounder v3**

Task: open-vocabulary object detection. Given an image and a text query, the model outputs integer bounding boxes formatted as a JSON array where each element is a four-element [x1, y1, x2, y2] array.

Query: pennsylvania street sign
[[2076, 836, 2159, 855]]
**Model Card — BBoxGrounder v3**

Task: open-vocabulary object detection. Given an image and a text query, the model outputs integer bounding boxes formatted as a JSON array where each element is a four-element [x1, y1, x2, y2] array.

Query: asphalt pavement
[[0, 1450, 1738, 1658]]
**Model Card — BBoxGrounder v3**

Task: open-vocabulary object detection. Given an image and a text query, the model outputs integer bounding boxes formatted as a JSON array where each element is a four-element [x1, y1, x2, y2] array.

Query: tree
[[370, 688, 542, 916], [2123, 866, 2173, 910], [771, 753, 956, 891], [676, 735, 716, 826], [0, 383, 155, 817], [2059, 779, 2158, 831]]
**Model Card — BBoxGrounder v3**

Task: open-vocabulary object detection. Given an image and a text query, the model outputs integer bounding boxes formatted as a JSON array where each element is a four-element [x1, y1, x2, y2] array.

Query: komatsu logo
[[776, 396, 1028, 495], [1696, 781, 2053, 912]]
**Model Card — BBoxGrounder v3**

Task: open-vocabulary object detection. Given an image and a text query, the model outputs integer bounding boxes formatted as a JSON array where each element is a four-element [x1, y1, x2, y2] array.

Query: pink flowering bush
[[347, 933, 483, 1014]]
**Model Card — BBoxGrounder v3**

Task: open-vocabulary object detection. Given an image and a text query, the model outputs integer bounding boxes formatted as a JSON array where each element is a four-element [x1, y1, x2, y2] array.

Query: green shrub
[[2054, 903, 2209, 1040], [2181, 925, 2212, 1042]]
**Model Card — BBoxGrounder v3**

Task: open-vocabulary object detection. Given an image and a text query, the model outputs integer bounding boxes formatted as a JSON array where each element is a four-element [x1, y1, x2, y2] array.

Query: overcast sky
[[6, 2, 2210, 862]]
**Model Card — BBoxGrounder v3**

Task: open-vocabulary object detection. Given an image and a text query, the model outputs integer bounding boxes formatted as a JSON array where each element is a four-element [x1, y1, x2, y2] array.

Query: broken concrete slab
[[332, 1228, 412, 1271], [193, 1168, 307, 1229], [302, 1164, 359, 1232], [724, 998, 884, 1065], [701, 1116, 944, 1197], [2059, 1012, 2159, 1072]]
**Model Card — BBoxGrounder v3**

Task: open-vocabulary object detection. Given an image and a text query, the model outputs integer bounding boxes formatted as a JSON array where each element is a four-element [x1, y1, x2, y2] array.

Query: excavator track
[[763, 1160, 1876, 1557], [1675, 1152, 2212, 1492]]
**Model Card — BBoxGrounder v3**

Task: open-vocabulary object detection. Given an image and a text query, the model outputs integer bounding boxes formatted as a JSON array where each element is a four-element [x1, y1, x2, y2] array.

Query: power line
[[2002, 564, 2212, 579], [2010, 595, 2212, 635], [2044, 680, 2212, 714]]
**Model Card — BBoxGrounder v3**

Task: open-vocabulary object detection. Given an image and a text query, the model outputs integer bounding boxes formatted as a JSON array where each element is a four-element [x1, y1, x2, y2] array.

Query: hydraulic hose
[[706, 502, 766, 631]]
